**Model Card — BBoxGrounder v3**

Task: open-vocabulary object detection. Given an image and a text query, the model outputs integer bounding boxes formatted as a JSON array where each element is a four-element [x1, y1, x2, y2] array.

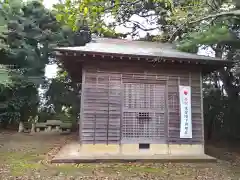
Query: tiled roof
[[54, 38, 230, 64]]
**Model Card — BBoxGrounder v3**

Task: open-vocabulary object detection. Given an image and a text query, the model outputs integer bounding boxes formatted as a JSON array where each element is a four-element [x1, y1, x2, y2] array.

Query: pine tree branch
[[169, 10, 240, 42], [189, 10, 240, 24]]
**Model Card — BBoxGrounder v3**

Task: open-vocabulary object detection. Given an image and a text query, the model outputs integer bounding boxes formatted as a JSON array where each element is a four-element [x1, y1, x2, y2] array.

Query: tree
[[0, 0, 82, 131], [53, 0, 172, 37], [43, 68, 81, 126], [165, 1, 240, 140], [53, 0, 240, 39]]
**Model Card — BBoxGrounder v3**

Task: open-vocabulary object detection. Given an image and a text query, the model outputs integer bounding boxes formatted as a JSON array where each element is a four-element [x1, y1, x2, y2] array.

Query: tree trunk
[[31, 123, 35, 133], [207, 117, 214, 140], [18, 121, 24, 133], [30, 116, 38, 133]]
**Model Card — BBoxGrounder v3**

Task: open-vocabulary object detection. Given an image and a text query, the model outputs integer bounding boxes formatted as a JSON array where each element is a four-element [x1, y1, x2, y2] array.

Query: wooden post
[[165, 76, 169, 153], [178, 77, 181, 119], [94, 114, 96, 145], [189, 72, 192, 145], [80, 69, 86, 145], [120, 74, 123, 152], [200, 71, 205, 148], [177, 76, 181, 145], [107, 76, 110, 145]]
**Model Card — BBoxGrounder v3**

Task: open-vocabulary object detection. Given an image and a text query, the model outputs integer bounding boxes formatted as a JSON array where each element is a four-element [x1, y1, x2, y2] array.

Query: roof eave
[[53, 48, 233, 67]]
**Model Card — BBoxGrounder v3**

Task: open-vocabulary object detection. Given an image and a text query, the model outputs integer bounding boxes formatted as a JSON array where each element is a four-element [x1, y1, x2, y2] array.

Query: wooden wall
[[80, 60, 203, 145]]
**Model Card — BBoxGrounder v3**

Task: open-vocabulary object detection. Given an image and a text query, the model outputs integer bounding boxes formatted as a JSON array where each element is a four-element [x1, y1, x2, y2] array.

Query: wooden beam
[[178, 76, 181, 128], [94, 114, 96, 145], [119, 74, 123, 146], [200, 71, 204, 146], [165, 76, 169, 146], [189, 71, 192, 145], [107, 76, 110, 145], [79, 68, 86, 145]]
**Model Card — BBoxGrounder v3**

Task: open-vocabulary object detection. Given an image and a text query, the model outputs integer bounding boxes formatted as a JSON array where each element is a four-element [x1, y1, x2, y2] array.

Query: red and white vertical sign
[[179, 86, 192, 138]]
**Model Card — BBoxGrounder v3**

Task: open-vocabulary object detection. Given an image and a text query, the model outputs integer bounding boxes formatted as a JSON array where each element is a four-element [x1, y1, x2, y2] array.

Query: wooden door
[[121, 82, 167, 144]]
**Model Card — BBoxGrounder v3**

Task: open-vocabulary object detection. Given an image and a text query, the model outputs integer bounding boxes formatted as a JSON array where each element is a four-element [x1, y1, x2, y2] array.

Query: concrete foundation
[[169, 144, 204, 155], [81, 144, 119, 154], [52, 142, 215, 163], [79, 144, 204, 155]]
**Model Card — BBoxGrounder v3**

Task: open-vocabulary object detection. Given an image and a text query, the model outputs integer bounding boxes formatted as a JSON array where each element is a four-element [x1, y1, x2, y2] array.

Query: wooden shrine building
[[54, 38, 230, 158]]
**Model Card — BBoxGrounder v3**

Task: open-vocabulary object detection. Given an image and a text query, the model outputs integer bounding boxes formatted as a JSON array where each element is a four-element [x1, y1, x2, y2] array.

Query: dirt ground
[[0, 131, 239, 180]]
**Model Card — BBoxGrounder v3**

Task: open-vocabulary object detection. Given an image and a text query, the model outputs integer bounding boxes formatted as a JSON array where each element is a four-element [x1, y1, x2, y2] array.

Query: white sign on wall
[[179, 86, 192, 138]]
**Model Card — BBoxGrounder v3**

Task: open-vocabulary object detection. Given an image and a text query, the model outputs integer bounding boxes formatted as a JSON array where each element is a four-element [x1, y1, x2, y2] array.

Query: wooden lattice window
[[122, 112, 165, 140], [123, 83, 165, 110], [168, 93, 178, 112], [122, 82, 166, 142]]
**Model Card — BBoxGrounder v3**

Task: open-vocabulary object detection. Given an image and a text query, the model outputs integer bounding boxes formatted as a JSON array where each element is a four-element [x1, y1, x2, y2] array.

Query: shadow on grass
[[205, 140, 240, 162]]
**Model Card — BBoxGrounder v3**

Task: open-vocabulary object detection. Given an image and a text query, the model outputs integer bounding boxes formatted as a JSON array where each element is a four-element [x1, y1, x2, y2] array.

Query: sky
[[43, 0, 58, 9], [43, 0, 59, 79]]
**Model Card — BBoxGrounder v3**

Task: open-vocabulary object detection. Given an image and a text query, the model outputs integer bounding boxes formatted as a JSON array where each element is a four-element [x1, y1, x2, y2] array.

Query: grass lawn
[[0, 131, 239, 180]]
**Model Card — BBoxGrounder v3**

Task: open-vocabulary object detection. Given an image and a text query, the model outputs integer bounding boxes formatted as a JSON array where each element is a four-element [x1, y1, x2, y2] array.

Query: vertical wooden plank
[[200, 71, 204, 146], [178, 76, 181, 123], [165, 76, 169, 148], [107, 75, 110, 145], [189, 72, 192, 145], [80, 68, 86, 145], [119, 74, 123, 145], [189, 72, 192, 87], [177, 76, 181, 144], [94, 114, 96, 145]]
